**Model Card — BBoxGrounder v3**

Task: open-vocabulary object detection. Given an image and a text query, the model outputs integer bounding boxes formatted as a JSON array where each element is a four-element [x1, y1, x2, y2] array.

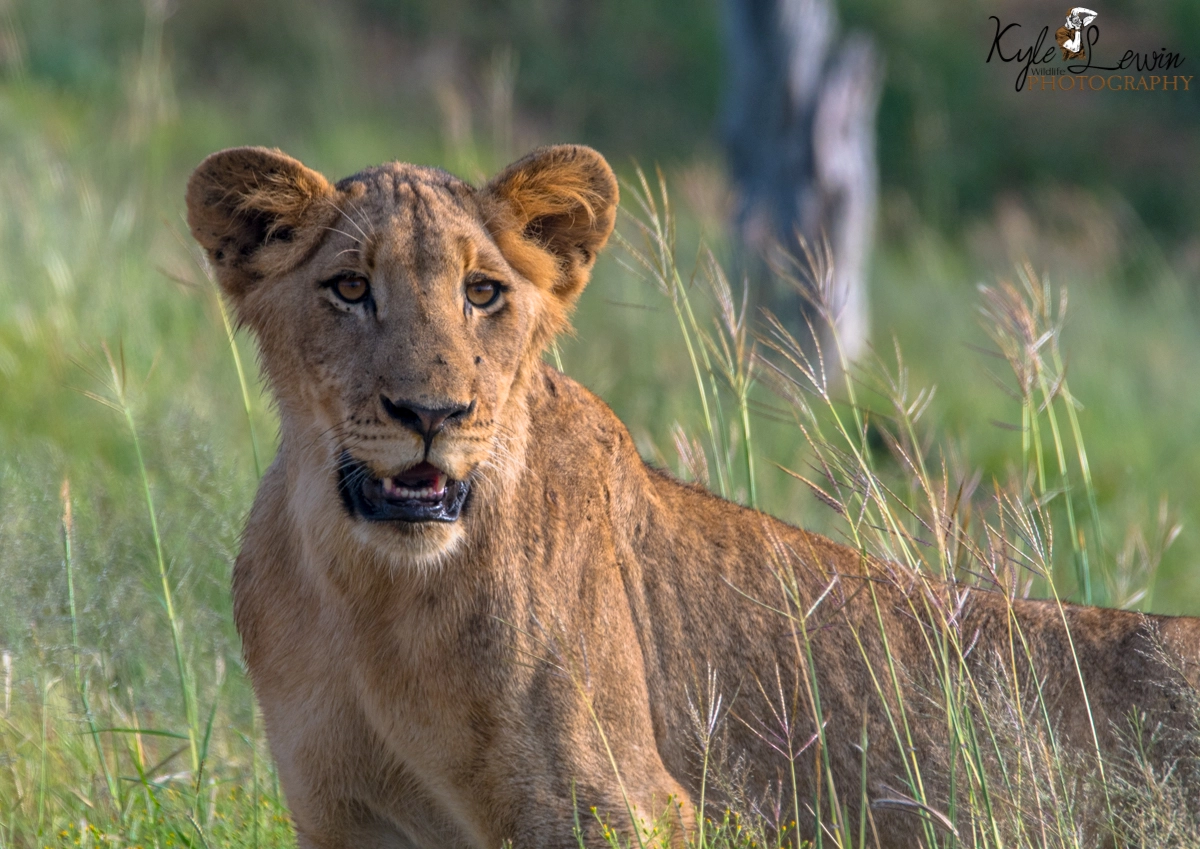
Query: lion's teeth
[[381, 476, 447, 500]]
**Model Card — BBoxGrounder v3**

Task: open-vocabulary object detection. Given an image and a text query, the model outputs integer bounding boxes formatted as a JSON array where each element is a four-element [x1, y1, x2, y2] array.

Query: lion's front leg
[[494, 627, 696, 848], [506, 774, 694, 849], [567, 776, 695, 849]]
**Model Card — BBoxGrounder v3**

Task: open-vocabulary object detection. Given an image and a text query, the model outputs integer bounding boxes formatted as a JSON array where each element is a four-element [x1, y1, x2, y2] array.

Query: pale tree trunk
[[722, 0, 881, 365]]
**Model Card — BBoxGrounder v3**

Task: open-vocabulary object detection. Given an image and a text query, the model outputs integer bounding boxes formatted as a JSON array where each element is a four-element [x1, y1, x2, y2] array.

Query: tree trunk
[[722, 0, 881, 366]]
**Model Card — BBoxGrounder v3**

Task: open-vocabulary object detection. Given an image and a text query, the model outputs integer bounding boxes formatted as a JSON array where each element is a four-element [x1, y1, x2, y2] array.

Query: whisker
[[321, 196, 371, 246], [341, 199, 373, 243], [320, 225, 364, 246]]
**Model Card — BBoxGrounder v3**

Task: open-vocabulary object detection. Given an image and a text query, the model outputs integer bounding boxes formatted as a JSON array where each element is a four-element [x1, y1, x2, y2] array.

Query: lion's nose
[[381, 396, 475, 446]]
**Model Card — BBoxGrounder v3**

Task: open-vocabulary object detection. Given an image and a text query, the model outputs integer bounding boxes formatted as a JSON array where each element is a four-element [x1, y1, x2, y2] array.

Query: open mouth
[[337, 453, 470, 523]]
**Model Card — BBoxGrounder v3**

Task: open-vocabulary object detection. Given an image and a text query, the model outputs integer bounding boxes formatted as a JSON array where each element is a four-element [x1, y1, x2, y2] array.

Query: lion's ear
[[186, 146, 335, 301], [481, 145, 618, 308]]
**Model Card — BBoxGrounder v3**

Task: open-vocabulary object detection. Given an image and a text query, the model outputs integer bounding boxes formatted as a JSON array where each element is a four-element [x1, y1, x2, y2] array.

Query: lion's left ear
[[481, 145, 618, 307]]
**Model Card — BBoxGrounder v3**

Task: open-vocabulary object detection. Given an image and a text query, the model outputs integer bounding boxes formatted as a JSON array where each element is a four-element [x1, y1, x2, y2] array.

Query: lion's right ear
[[186, 147, 335, 301]]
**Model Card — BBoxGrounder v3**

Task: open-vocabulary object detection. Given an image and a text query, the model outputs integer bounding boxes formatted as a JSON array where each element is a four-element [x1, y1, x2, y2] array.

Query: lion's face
[[187, 146, 617, 564]]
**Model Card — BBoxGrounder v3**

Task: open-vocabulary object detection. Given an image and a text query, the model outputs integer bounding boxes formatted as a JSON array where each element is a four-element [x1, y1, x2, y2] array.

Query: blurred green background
[[13, 0, 1200, 237], [1, 0, 1199, 844]]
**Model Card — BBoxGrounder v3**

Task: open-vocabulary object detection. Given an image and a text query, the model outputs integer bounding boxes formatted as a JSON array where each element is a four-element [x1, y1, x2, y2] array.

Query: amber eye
[[334, 276, 370, 304], [465, 279, 503, 309]]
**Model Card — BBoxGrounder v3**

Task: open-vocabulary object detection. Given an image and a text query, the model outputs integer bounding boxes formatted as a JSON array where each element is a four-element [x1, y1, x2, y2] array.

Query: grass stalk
[[738, 388, 758, 509], [618, 169, 731, 498], [89, 342, 202, 779], [213, 287, 263, 479], [60, 479, 122, 814], [36, 678, 55, 836], [578, 690, 649, 849], [252, 709, 261, 849]]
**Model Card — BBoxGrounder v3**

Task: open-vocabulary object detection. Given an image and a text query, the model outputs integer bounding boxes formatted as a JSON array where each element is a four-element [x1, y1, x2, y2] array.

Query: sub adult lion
[[187, 144, 1200, 848]]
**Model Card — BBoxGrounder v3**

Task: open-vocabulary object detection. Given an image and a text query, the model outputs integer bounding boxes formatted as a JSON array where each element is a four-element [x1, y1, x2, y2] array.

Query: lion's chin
[[352, 519, 467, 572]]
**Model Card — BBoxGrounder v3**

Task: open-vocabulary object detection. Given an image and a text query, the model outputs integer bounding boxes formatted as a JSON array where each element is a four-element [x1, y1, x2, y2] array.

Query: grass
[[3, 13, 1200, 849], [597, 175, 1200, 847]]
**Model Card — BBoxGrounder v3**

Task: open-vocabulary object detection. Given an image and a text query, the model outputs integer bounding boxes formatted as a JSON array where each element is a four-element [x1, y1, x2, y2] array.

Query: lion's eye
[[334, 276, 370, 304], [465, 279, 503, 309]]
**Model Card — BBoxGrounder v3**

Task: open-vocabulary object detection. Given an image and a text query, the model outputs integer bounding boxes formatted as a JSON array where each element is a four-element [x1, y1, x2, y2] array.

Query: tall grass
[[2, 21, 1199, 846], [616, 167, 760, 507], [5, 160, 1196, 849], [3, 171, 1195, 849], [604, 173, 1196, 848]]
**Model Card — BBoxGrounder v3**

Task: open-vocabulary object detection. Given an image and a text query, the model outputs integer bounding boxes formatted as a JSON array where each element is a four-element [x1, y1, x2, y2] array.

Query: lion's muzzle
[[380, 396, 476, 454]]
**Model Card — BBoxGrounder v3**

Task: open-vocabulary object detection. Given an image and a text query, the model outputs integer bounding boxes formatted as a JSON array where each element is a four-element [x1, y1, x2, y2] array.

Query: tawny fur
[[187, 145, 1200, 848]]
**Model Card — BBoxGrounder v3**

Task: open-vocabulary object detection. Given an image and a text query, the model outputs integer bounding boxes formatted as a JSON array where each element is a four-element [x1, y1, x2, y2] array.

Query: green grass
[[3, 16, 1200, 849]]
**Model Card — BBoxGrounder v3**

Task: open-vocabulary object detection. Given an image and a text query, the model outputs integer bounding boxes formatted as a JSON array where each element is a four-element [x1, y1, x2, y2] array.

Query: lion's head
[[187, 145, 617, 565]]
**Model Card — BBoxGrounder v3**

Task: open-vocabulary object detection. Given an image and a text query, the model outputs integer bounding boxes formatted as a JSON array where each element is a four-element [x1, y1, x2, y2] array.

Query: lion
[[187, 144, 1200, 848]]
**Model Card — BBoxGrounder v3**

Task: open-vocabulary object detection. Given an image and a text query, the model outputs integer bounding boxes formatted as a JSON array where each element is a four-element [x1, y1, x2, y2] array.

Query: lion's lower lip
[[337, 453, 470, 523]]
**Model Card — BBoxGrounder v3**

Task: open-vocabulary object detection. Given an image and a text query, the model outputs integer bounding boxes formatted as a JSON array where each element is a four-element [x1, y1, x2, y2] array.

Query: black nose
[[381, 397, 474, 446]]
